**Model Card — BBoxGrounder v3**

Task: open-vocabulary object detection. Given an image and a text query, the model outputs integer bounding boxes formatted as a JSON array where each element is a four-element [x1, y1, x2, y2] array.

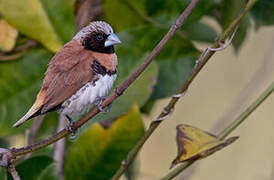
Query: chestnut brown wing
[[40, 40, 97, 113]]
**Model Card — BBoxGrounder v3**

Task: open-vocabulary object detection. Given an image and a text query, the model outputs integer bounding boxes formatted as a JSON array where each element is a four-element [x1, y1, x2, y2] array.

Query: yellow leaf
[[65, 103, 145, 179], [171, 124, 238, 168], [0, 0, 63, 52], [0, 19, 18, 52]]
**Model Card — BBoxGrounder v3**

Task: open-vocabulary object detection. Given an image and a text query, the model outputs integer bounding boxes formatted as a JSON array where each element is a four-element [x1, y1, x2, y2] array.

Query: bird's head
[[73, 21, 121, 54]]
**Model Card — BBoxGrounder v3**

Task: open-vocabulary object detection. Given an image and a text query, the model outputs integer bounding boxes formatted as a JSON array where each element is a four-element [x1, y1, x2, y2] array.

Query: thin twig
[[13, 39, 37, 52], [53, 115, 66, 180], [217, 81, 274, 140], [161, 81, 273, 180], [111, 0, 257, 179], [25, 115, 45, 159], [0, 39, 37, 61], [27, 116, 45, 145], [6, 0, 199, 159], [8, 164, 20, 180], [0, 51, 25, 61]]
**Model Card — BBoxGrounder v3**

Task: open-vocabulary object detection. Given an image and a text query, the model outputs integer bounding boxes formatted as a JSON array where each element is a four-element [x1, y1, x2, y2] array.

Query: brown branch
[[0, 148, 19, 180], [13, 39, 37, 52], [0, 39, 37, 61], [7, 164, 20, 180], [5, 0, 199, 159], [0, 51, 25, 61]]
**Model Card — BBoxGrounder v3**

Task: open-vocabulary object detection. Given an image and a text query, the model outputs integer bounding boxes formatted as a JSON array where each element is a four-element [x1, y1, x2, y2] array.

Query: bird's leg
[[94, 96, 112, 113], [65, 115, 78, 139]]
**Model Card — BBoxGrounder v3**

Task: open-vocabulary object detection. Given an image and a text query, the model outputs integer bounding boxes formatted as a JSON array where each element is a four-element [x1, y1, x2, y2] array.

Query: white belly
[[61, 74, 116, 116]]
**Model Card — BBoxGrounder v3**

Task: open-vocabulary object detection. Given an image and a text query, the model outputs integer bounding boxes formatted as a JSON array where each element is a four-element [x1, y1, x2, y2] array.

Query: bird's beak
[[104, 33, 121, 47]]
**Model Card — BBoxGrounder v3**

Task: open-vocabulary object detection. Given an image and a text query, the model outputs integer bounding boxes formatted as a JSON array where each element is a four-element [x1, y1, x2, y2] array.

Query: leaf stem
[[217, 81, 274, 140], [111, 0, 259, 179]]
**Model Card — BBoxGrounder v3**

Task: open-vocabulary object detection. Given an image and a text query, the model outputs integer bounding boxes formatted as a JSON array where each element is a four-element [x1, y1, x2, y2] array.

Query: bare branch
[[0, 148, 19, 180], [7, 164, 20, 180]]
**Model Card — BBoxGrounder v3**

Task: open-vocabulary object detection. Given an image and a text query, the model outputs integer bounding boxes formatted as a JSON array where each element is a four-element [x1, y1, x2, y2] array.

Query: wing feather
[[14, 40, 97, 127]]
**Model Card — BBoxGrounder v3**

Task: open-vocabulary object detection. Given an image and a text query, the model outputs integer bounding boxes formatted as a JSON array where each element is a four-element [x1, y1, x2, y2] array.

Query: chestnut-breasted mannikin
[[13, 21, 121, 128]]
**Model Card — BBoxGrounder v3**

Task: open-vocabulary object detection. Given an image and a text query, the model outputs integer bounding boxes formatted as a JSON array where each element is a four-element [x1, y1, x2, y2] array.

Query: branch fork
[[0, 148, 20, 180], [0, 148, 15, 167]]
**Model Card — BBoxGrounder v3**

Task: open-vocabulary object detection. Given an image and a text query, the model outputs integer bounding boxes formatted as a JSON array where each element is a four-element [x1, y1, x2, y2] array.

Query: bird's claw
[[95, 96, 112, 113], [65, 115, 78, 140]]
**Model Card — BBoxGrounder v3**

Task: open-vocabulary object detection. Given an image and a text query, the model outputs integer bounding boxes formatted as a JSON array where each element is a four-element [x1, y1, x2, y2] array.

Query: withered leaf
[[0, 19, 18, 52], [171, 124, 238, 168]]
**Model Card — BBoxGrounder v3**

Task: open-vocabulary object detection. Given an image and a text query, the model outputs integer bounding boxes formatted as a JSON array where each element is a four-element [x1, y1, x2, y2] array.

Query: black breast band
[[91, 60, 117, 76]]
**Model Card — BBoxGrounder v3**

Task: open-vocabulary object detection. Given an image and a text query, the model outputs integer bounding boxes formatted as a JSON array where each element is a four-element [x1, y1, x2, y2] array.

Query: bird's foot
[[65, 115, 78, 140], [94, 96, 112, 113]]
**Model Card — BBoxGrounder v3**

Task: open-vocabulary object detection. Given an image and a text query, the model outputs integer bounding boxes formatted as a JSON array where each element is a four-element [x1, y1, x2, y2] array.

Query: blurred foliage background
[[0, 0, 273, 179]]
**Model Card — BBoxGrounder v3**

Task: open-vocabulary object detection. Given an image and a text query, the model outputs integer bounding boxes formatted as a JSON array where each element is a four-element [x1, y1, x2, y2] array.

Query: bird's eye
[[96, 34, 104, 41]]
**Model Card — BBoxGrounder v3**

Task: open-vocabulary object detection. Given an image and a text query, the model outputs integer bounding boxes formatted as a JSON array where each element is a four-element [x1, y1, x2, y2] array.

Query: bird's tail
[[13, 90, 46, 127], [13, 104, 41, 127]]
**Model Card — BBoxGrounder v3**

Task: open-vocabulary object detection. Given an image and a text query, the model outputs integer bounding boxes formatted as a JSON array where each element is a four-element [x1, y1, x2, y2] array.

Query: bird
[[13, 21, 121, 128]]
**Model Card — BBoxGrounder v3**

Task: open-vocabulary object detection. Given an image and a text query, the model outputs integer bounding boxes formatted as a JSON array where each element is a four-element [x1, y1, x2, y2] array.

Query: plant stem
[[8, 0, 199, 157], [161, 81, 273, 180], [217, 81, 274, 140], [111, 0, 259, 179]]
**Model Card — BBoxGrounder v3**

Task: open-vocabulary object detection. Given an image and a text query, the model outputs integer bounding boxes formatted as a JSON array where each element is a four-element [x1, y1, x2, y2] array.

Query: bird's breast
[[61, 73, 117, 116]]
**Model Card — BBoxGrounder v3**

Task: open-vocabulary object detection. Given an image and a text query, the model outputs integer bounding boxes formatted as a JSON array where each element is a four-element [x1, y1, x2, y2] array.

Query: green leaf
[[118, 26, 199, 60], [251, 0, 274, 27], [0, 0, 63, 52], [64, 104, 144, 180], [102, 0, 146, 31], [151, 56, 196, 99], [145, 0, 183, 16], [232, 15, 250, 52], [7, 156, 57, 180], [40, 0, 75, 43], [124, 160, 139, 180], [0, 48, 53, 137], [145, 0, 216, 24], [0, 167, 7, 180], [39, 164, 58, 180], [182, 22, 217, 43]]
